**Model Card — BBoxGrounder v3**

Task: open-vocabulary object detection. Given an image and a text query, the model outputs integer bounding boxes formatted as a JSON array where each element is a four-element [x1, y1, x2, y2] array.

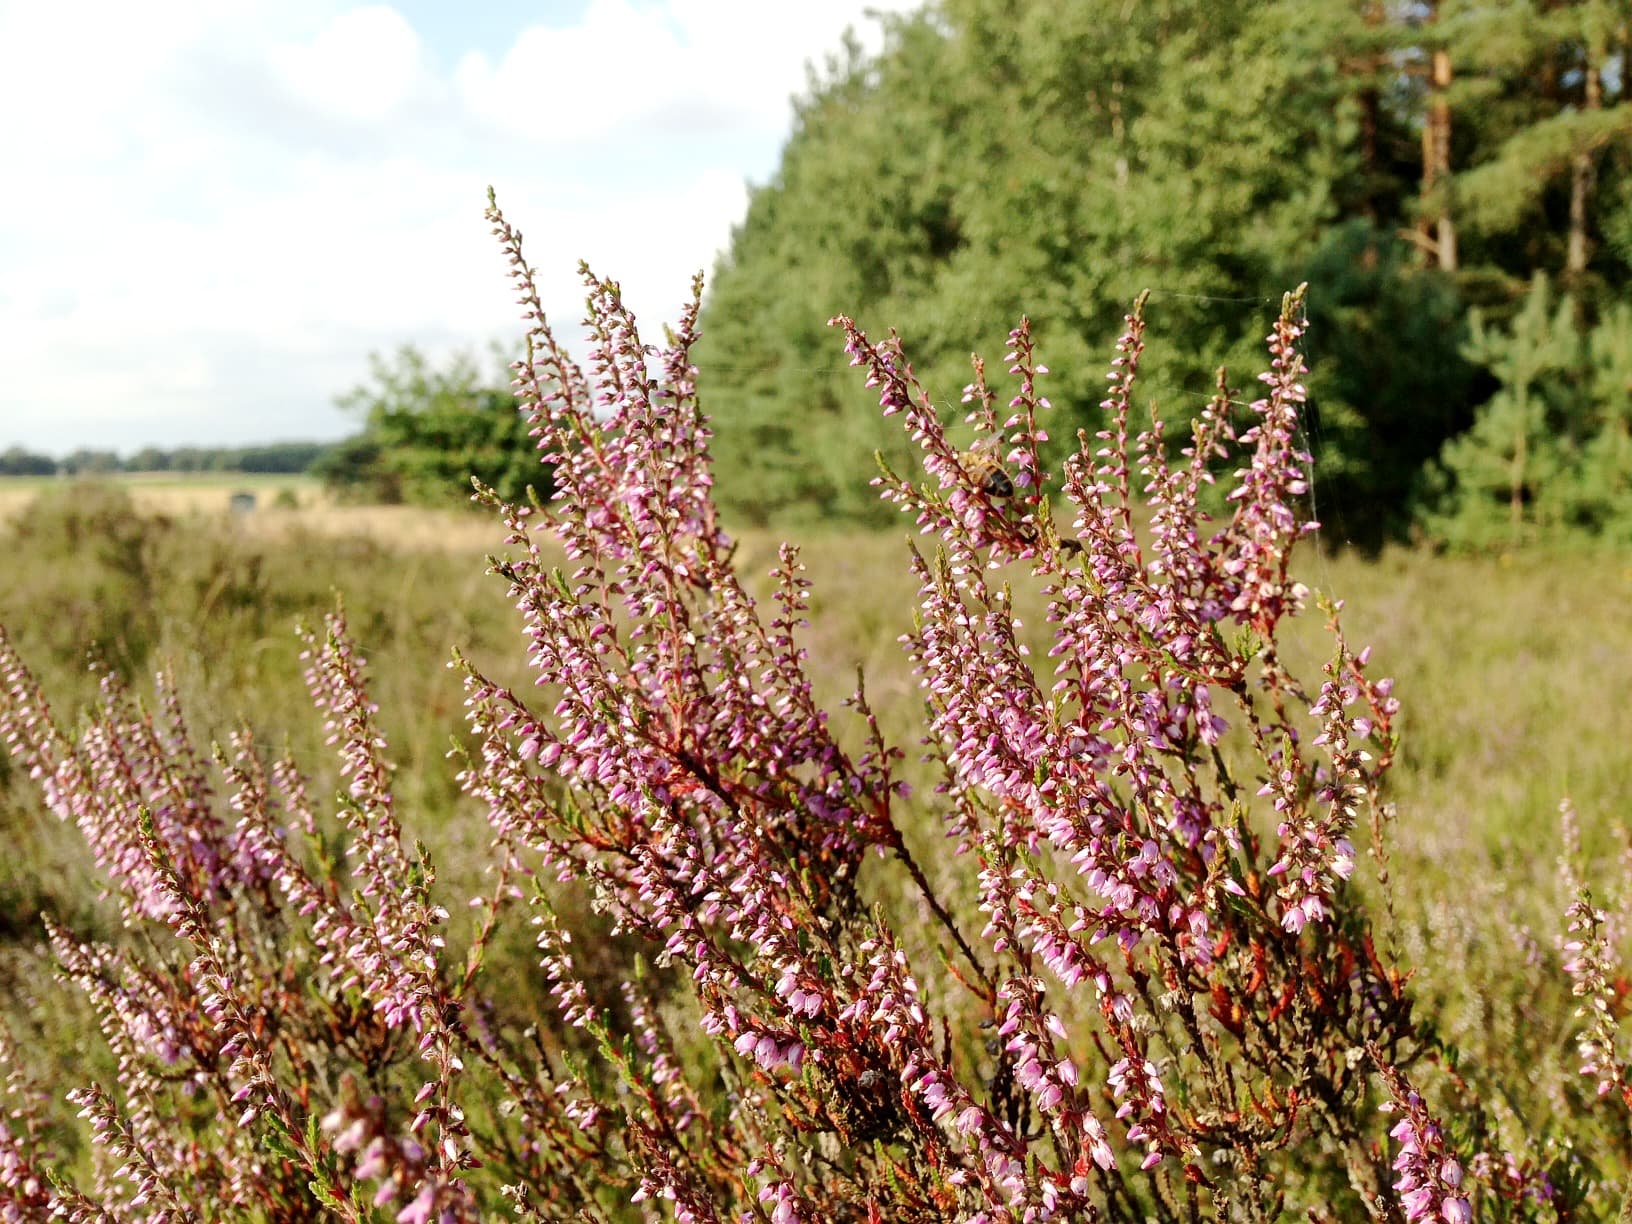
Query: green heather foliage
[[3, 485, 172, 676], [696, 0, 1632, 547]]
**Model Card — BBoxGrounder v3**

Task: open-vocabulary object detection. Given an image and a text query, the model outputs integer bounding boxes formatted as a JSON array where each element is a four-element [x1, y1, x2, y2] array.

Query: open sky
[[0, 0, 918, 456]]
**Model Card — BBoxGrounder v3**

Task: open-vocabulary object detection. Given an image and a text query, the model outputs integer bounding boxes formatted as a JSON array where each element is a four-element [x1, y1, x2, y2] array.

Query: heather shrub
[[1, 196, 1628, 1222], [5, 482, 172, 676]]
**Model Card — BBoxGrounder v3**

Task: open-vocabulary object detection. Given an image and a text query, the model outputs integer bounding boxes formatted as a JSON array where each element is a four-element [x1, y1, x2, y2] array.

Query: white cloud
[[456, 0, 681, 141], [268, 6, 430, 125], [0, 0, 920, 454]]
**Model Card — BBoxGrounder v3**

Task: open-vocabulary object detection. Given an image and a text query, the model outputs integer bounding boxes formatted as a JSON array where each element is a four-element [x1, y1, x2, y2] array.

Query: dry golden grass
[[255, 502, 504, 553], [0, 474, 313, 521], [0, 475, 502, 555]]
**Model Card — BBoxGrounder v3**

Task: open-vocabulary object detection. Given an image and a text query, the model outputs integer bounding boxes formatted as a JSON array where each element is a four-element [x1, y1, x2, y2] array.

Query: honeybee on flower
[[958, 450, 1014, 499]]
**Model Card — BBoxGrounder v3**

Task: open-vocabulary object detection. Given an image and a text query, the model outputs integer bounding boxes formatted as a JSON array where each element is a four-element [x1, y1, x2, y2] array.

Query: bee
[[960, 450, 1014, 499]]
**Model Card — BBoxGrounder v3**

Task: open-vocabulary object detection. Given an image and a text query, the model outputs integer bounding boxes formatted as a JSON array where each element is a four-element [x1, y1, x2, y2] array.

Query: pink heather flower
[[1561, 887, 1628, 1098], [757, 1180, 802, 1224], [1375, 1056, 1473, 1223], [397, 1184, 436, 1224]]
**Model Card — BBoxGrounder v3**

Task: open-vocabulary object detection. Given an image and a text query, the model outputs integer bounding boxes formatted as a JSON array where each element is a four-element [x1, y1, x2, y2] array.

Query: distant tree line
[[0, 441, 331, 478], [694, 0, 1632, 549], [4, 346, 550, 513]]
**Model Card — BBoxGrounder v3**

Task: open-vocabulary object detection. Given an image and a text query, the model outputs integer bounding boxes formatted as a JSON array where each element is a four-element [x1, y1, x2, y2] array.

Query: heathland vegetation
[[1, 204, 1629, 1220], [2, 2, 1631, 1221]]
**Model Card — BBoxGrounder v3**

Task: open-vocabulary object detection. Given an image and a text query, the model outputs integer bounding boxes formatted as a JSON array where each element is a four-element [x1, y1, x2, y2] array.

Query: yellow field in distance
[[0, 474, 501, 554]]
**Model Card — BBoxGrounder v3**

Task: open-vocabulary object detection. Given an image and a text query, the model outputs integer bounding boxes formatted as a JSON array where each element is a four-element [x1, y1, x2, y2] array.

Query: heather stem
[[887, 833, 995, 1002]]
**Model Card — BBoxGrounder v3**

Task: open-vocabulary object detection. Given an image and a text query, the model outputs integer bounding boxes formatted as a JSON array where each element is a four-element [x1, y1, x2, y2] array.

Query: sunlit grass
[[5, 482, 1626, 926], [2, 482, 1629, 1205]]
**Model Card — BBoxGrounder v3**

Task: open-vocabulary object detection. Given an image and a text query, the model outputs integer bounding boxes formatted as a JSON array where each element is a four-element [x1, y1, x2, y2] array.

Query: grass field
[[4, 476, 1627, 904], [0, 473, 504, 552], [2, 477, 1630, 1212], [0, 471, 316, 515]]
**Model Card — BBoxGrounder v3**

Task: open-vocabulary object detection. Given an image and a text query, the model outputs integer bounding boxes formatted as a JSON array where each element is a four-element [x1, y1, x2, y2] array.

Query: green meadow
[[2, 479, 1627, 1142]]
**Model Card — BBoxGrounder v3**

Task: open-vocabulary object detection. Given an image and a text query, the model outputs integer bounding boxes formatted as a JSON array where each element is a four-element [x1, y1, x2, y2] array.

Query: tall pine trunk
[[1426, 45, 1457, 271], [1566, 58, 1602, 282]]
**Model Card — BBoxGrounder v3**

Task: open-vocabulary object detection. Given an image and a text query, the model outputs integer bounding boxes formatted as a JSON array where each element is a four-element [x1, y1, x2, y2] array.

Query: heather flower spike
[[1373, 1052, 1473, 1224], [831, 279, 1467, 1212], [1559, 800, 1632, 1107]]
